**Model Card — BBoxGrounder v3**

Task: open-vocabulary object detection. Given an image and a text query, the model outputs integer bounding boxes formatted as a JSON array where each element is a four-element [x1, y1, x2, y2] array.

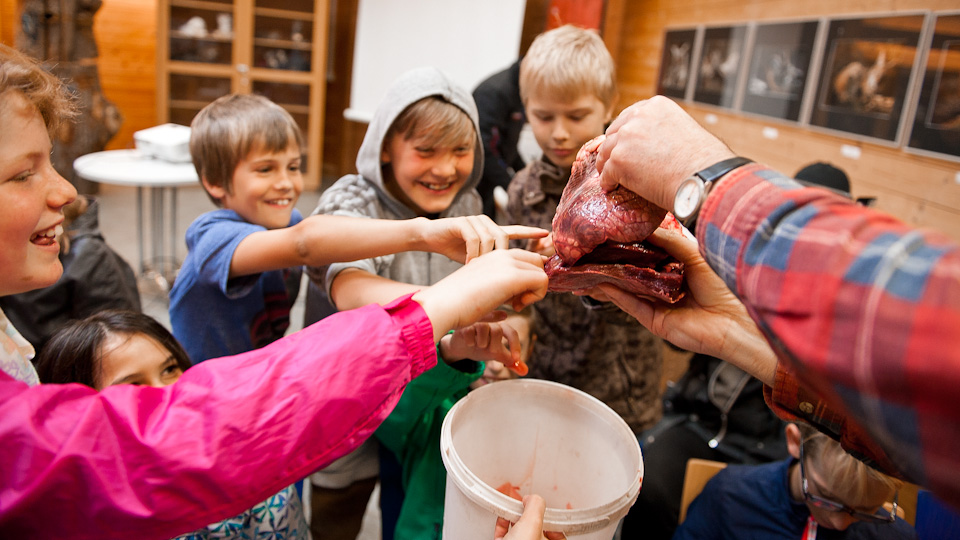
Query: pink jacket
[[0, 295, 435, 538]]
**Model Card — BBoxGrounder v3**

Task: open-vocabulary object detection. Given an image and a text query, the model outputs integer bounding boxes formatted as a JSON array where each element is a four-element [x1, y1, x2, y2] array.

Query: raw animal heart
[[552, 135, 668, 265], [547, 136, 684, 303]]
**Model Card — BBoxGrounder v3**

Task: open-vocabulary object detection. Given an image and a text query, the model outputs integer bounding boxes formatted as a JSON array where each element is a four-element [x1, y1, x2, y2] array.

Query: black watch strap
[[695, 156, 753, 185]]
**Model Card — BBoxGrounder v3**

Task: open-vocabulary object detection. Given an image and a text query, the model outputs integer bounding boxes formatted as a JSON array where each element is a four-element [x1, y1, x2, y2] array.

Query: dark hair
[[35, 310, 192, 388], [794, 162, 851, 197]]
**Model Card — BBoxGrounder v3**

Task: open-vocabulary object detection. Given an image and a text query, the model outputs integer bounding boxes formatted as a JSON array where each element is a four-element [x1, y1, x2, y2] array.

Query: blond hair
[[189, 94, 304, 205], [519, 25, 616, 107], [386, 96, 475, 151], [799, 425, 901, 507], [0, 43, 77, 134]]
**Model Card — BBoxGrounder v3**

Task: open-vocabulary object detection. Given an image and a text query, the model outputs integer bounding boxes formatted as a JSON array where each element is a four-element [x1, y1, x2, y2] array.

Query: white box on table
[[134, 124, 192, 163]]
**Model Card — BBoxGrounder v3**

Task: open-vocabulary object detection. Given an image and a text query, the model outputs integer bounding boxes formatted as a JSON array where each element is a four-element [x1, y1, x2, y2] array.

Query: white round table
[[73, 149, 199, 286]]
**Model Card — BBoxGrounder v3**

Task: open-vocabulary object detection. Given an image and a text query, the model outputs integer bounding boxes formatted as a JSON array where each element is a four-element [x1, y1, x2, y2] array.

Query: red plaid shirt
[[697, 164, 960, 509]]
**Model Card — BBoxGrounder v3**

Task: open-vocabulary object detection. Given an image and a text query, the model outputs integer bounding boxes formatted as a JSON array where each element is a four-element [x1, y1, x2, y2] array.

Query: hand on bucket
[[494, 495, 566, 540]]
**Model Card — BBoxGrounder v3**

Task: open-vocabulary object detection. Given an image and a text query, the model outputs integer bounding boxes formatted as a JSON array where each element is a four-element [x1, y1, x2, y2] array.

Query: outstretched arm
[[594, 96, 960, 507], [329, 268, 423, 312], [230, 214, 546, 278], [0, 249, 547, 538], [594, 96, 733, 207]]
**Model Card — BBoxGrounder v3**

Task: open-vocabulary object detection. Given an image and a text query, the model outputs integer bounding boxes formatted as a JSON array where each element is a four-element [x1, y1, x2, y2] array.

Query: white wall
[[346, 0, 527, 122]]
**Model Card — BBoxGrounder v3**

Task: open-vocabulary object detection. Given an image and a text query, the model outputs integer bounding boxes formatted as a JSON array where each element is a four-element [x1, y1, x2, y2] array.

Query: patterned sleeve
[[762, 364, 899, 477], [697, 164, 960, 506]]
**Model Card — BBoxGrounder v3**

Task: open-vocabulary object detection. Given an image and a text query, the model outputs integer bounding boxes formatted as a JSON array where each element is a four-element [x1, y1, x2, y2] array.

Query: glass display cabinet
[[157, 0, 328, 189]]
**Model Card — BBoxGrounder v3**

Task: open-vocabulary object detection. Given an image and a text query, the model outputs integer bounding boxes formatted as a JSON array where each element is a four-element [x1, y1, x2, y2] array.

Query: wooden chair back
[[678, 458, 728, 523]]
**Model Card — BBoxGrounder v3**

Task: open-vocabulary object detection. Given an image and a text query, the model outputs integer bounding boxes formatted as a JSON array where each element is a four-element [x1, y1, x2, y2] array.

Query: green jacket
[[374, 349, 483, 540]]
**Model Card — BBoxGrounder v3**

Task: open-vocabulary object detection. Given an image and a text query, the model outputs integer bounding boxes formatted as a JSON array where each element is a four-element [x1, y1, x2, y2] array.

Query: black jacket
[[473, 59, 527, 219]]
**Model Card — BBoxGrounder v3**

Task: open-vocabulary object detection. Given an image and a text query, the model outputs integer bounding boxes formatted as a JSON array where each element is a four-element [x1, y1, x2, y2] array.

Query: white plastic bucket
[[440, 379, 643, 539]]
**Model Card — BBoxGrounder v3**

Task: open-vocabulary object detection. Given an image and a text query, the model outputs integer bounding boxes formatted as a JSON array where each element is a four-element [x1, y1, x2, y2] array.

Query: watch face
[[674, 177, 704, 219]]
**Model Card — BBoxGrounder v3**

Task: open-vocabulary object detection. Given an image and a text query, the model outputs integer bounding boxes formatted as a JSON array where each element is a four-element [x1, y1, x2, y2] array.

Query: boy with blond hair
[[505, 25, 665, 433], [170, 93, 538, 364]]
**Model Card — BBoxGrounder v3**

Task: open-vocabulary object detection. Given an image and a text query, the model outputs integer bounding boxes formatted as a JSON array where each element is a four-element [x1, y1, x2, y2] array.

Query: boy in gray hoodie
[[304, 66, 489, 539]]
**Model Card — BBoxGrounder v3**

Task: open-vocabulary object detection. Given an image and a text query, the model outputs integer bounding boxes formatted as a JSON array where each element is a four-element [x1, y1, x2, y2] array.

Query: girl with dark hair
[[35, 310, 191, 389], [35, 310, 311, 538]]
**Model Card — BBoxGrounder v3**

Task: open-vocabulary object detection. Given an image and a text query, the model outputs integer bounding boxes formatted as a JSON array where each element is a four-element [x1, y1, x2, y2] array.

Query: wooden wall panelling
[[324, 0, 360, 184], [612, 0, 960, 241], [95, 0, 157, 151], [1, 0, 156, 152], [601, 0, 625, 65], [311, 0, 330, 189], [1, 0, 16, 45], [519, 0, 551, 57]]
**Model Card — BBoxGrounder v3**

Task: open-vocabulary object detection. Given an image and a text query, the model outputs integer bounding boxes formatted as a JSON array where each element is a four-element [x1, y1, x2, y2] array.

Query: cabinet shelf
[[171, 31, 234, 43], [170, 0, 233, 13], [159, 0, 326, 190], [166, 61, 234, 77], [253, 37, 312, 51], [254, 7, 315, 22], [277, 103, 310, 115], [170, 99, 214, 110]]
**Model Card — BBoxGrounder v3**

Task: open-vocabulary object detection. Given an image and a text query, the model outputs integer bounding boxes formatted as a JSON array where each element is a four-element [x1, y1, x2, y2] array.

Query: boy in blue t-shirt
[[170, 93, 543, 363]]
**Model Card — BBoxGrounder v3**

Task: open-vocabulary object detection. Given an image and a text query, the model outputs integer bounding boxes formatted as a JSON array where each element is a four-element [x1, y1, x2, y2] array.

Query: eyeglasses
[[799, 439, 898, 524]]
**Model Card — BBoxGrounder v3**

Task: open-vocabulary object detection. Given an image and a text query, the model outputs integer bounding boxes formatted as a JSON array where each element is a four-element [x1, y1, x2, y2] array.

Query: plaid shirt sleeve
[[696, 164, 960, 508]]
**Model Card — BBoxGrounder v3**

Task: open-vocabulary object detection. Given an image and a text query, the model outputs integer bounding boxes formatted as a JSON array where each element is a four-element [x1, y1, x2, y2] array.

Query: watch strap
[[676, 156, 753, 228], [695, 156, 753, 186]]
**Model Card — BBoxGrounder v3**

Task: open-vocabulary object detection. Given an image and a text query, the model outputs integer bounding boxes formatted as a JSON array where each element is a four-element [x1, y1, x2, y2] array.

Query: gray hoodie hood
[[355, 66, 484, 218]]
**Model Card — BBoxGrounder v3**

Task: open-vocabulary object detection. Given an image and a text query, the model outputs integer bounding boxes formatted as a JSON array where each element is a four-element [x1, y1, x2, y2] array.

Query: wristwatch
[[673, 156, 753, 225]]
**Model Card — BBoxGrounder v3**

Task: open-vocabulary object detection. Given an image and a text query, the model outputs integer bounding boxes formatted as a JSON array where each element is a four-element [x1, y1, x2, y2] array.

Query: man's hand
[[594, 96, 735, 209], [598, 224, 777, 385]]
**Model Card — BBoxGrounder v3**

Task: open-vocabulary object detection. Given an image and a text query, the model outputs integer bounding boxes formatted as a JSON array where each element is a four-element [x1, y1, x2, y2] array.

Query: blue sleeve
[[185, 211, 266, 298], [672, 479, 725, 540], [185, 209, 302, 298], [843, 519, 917, 540]]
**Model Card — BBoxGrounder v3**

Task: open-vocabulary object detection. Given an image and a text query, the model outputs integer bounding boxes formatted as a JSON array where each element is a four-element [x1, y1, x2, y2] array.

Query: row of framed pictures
[[658, 11, 960, 162]]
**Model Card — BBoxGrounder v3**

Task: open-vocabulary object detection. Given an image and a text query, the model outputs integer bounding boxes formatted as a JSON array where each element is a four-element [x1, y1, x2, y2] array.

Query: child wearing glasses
[[675, 422, 916, 539]]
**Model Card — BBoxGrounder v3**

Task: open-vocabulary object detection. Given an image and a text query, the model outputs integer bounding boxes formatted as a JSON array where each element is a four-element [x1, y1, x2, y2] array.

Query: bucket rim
[[439, 379, 643, 534]]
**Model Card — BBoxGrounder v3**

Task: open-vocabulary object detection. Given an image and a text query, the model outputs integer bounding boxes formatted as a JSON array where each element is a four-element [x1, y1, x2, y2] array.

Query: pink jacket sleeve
[[0, 295, 435, 539]]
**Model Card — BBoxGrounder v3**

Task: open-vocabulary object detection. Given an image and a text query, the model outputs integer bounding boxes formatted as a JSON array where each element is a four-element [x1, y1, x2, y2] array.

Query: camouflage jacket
[[505, 158, 664, 432]]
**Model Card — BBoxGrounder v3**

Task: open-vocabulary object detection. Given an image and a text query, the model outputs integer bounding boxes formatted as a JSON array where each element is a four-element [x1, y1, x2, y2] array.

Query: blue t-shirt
[[170, 209, 303, 363], [674, 459, 916, 540]]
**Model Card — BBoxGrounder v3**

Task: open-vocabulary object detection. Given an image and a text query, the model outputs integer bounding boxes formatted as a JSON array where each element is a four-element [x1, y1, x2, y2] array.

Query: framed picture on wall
[[810, 14, 925, 143], [693, 25, 748, 108], [906, 13, 960, 161], [657, 28, 698, 99], [741, 21, 820, 122]]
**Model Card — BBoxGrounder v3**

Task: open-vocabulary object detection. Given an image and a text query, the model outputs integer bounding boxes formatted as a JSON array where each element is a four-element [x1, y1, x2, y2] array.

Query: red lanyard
[[803, 516, 818, 540]]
